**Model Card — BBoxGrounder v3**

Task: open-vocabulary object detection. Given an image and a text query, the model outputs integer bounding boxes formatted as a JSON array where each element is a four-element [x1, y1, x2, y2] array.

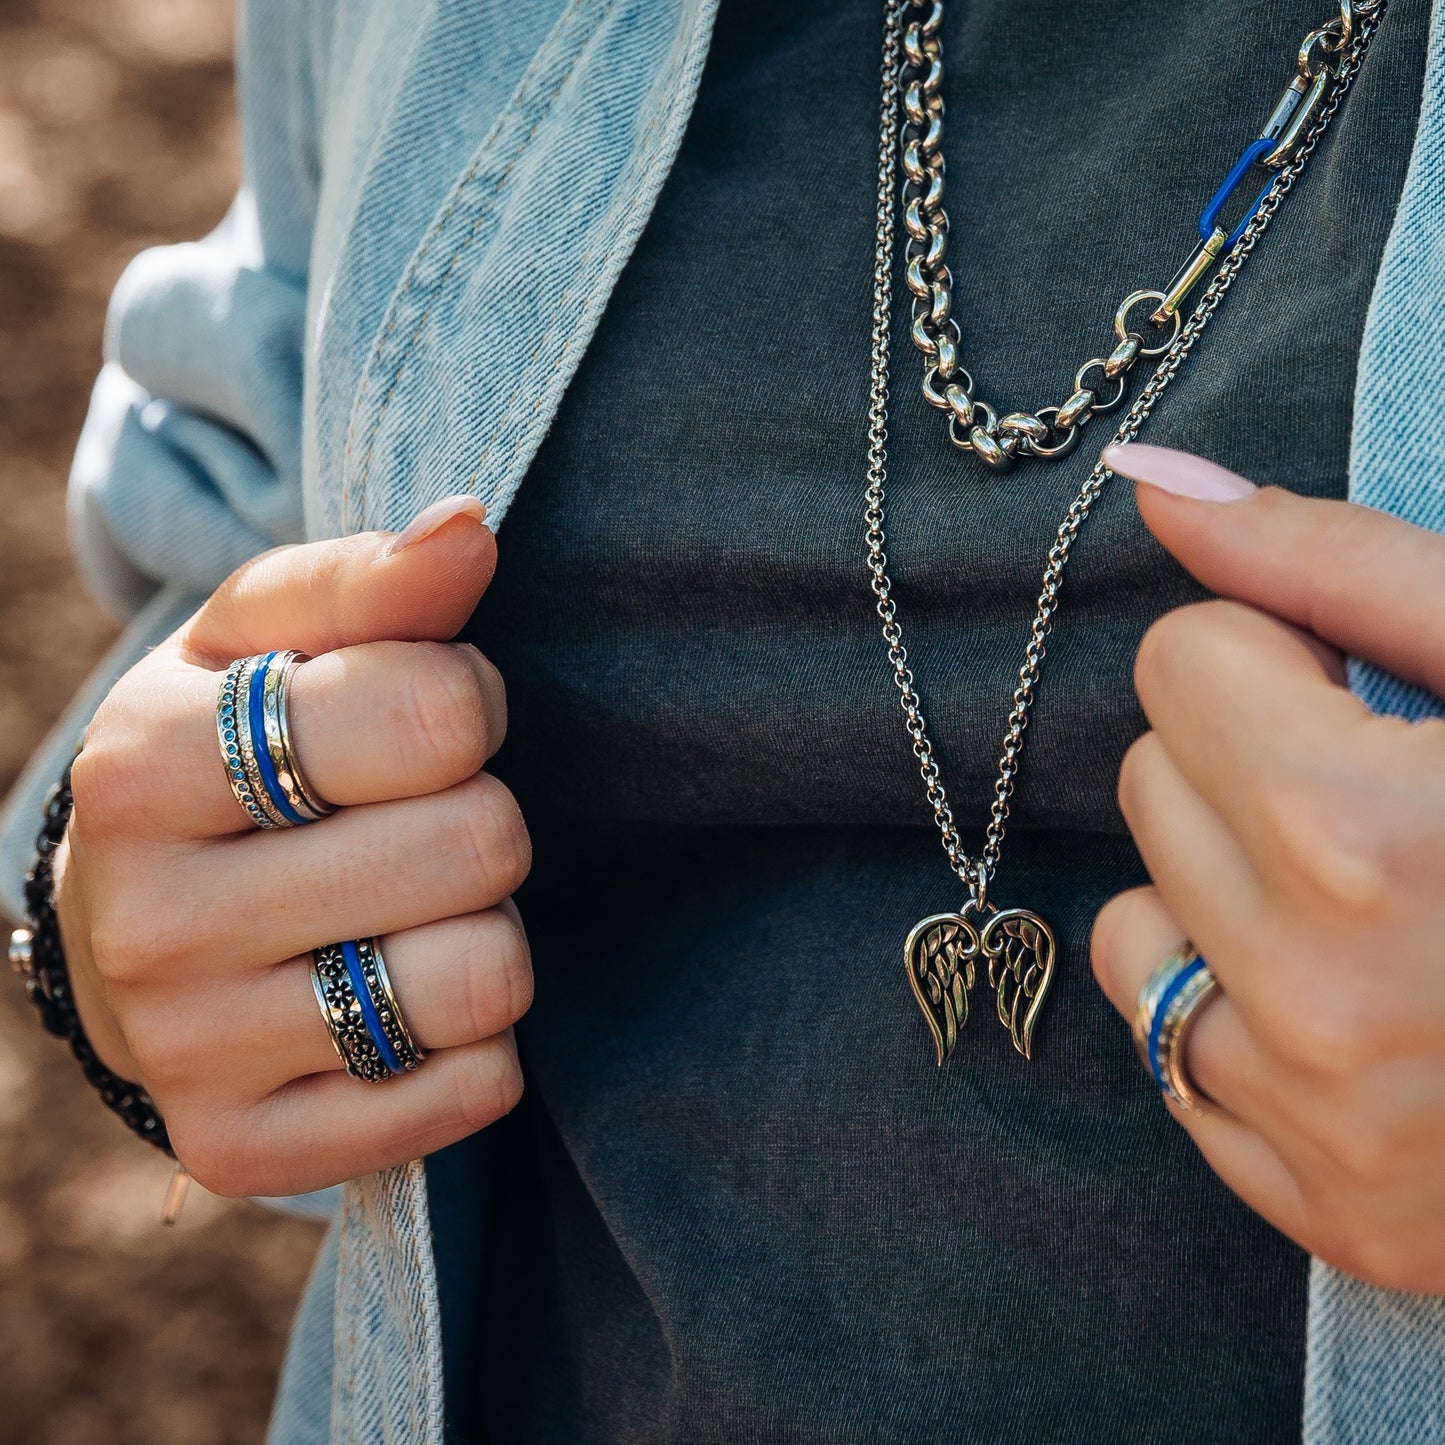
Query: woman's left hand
[[1091, 442, 1445, 1293]]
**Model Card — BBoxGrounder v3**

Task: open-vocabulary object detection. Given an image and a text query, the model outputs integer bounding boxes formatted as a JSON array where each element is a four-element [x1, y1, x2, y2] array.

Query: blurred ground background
[[0, 2, 322, 1441]]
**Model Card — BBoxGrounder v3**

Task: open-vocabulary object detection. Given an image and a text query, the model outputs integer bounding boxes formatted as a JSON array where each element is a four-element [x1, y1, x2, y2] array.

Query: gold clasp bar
[[1152, 228, 1228, 323]]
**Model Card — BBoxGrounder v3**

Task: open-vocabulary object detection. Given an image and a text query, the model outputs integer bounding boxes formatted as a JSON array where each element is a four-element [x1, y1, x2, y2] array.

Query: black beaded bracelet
[[8, 759, 172, 1155]]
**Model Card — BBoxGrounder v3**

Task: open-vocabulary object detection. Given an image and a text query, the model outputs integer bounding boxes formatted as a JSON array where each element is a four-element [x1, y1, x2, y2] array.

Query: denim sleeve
[[0, 0, 319, 919], [71, 0, 322, 616]]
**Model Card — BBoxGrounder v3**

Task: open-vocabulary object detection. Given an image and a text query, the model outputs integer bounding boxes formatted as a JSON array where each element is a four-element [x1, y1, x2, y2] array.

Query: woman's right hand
[[53, 496, 534, 1198]]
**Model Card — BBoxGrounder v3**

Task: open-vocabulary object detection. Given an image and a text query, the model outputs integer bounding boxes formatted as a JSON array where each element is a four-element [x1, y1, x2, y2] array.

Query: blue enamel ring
[[217, 651, 336, 829], [1132, 947, 1219, 1113], [311, 938, 426, 1083]]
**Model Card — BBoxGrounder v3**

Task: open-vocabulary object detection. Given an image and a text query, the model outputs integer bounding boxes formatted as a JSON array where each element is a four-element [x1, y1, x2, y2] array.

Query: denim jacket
[[3, 1, 1444, 1440]]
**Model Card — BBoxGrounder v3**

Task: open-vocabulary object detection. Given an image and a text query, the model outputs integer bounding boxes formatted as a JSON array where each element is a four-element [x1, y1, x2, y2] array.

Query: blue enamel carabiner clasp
[[1198, 136, 1279, 249]]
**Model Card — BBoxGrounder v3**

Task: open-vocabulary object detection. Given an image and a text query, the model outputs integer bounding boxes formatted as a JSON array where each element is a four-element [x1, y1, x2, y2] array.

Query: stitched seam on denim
[[314, 0, 445, 537], [502, 71, 683, 474], [341, 0, 608, 532], [342, 0, 594, 530], [336, 0, 593, 526], [382, 1170, 411, 1445], [464, 1, 713, 493], [385, 1167, 425, 1445]]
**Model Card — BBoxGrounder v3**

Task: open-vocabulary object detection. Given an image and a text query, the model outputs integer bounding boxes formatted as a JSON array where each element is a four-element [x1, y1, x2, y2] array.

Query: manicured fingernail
[[1102, 443, 1257, 502], [383, 495, 489, 556]]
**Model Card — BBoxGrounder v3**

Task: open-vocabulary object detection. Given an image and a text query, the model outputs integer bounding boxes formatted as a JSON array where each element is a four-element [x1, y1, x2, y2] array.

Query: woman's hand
[[55, 496, 533, 1198], [1091, 443, 1445, 1293]]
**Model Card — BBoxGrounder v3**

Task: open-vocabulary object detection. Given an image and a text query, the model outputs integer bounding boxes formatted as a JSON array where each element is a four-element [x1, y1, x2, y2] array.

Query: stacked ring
[[349, 938, 426, 1073], [217, 658, 273, 829], [259, 651, 335, 823], [312, 943, 391, 1082], [216, 651, 336, 829], [1132, 946, 1219, 1113], [310, 938, 426, 1083]]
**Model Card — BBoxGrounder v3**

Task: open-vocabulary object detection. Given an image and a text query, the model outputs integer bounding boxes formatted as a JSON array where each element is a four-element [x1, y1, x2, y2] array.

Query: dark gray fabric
[[434, 1, 1428, 1439]]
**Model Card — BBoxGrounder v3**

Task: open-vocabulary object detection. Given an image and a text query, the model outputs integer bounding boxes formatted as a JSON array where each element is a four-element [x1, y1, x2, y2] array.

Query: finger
[[241, 905, 532, 1094], [91, 639, 506, 841], [1131, 598, 1373, 846], [285, 641, 508, 807], [165, 773, 531, 971], [1106, 442, 1445, 698], [1116, 730, 1266, 977], [180, 1033, 523, 1198], [179, 494, 495, 668], [1131, 598, 1445, 903], [1091, 883, 1274, 1122]]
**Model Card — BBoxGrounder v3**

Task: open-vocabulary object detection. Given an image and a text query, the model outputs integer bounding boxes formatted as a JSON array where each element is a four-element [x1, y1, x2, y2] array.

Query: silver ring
[[217, 656, 282, 829], [1132, 946, 1220, 1112], [216, 652, 336, 829], [310, 943, 392, 1084], [261, 651, 336, 823], [355, 937, 426, 1073]]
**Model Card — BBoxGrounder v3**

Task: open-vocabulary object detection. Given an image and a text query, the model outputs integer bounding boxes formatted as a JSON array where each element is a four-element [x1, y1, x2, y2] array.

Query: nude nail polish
[[1101, 442, 1257, 502], [382, 495, 489, 556]]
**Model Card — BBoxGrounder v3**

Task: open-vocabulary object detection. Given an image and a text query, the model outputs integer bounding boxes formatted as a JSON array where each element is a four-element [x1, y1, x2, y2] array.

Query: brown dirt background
[[0, 3, 323, 1442]]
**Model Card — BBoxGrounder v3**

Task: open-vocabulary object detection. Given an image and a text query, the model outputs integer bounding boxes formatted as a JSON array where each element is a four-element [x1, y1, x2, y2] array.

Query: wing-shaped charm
[[904, 913, 981, 1066], [980, 908, 1057, 1060]]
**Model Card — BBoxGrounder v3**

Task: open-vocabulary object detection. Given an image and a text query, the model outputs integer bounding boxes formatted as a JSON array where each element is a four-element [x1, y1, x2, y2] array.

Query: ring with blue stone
[[1132, 946, 1219, 1113], [216, 651, 336, 830], [216, 656, 280, 830]]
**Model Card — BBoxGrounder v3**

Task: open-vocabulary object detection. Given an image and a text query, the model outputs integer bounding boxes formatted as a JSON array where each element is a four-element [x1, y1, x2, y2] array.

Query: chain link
[[897, 0, 1376, 471], [866, 0, 1384, 901]]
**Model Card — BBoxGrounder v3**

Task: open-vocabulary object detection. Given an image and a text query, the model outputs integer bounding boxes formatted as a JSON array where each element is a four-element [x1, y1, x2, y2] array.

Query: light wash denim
[[2, 0, 1442, 1440]]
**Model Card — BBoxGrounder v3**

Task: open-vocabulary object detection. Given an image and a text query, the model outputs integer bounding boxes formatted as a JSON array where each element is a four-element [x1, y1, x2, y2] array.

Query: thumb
[[180, 494, 496, 666], [1104, 442, 1445, 700]]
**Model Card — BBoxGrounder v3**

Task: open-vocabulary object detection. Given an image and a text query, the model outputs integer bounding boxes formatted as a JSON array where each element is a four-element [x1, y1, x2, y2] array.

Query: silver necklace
[[865, 0, 1384, 1063]]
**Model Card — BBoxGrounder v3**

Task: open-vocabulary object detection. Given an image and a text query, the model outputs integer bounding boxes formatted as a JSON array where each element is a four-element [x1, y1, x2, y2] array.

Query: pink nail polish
[[382, 495, 489, 556], [1101, 443, 1257, 502]]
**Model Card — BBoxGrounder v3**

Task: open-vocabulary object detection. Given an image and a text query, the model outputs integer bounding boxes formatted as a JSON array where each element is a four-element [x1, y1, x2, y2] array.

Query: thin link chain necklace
[[865, 0, 1386, 1064]]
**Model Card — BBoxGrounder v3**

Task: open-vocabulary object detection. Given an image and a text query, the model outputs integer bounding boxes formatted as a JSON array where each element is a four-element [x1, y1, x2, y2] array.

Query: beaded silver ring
[[355, 938, 426, 1073], [216, 656, 280, 830]]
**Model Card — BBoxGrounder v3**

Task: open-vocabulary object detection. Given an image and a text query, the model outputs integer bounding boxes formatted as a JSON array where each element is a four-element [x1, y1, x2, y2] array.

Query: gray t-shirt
[[441, 1, 1428, 1438]]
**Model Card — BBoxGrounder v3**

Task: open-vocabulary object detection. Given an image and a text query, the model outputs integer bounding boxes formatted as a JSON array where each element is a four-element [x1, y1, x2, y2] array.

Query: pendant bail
[[971, 859, 990, 916]]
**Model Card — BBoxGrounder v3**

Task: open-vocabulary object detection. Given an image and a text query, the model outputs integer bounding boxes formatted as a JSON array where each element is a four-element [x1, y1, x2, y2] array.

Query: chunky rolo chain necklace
[[866, 0, 1385, 1064]]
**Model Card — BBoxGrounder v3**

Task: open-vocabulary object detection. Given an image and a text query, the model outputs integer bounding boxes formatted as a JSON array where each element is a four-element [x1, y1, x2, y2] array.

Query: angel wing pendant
[[904, 906, 1056, 1063], [980, 908, 1056, 1060], [903, 913, 981, 1066]]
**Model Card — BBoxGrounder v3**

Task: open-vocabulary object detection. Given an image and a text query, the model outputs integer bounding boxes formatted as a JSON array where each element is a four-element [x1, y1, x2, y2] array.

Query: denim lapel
[[326, 0, 720, 541], [321, 3, 719, 1441], [1308, 1, 1445, 1440], [300, 0, 573, 541]]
